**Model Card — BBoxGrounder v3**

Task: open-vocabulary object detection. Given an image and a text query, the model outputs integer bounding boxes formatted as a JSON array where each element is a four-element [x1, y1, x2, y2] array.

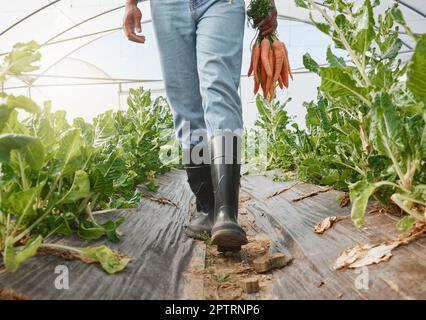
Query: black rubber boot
[[210, 134, 248, 252], [184, 164, 215, 240]]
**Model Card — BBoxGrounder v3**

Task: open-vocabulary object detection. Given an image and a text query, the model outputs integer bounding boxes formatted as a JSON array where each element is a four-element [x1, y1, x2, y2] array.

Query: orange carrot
[[269, 81, 275, 102], [260, 38, 272, 77], [265, 49, 274, 100], [280, 44, 289, 88], [278, 75, 284, 89], [272, 40, 284, 83], [254, 77, 260, 94], [260, 62, 267, 97], [282, 41, 293, 81], [252, 43, 261, 84]]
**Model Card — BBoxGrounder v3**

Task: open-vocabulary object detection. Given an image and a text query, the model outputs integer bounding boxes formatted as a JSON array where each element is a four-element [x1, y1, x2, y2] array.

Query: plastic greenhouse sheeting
[[1, 0, 425, 126]]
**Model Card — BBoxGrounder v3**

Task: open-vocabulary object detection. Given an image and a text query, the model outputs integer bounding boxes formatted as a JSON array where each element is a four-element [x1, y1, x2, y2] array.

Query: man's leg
[[194, 0, 247, 251], [150, 0, 214, 238]]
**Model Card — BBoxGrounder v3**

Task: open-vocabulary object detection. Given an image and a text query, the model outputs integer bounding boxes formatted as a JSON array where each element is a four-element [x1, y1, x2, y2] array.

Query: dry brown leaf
[[397, 221, 426, 244], [291, 187, 331, 202], [339, 192, 350, 208], [39, 246, 132, 265], [0, 288, 31, 300], [141, 193, 179, 208], [239, 195, 252, 203], [314, 215, 349, 234], [334, 222, 426, 270], [266, 183, 298, 199], [334, 242, 399, 270]]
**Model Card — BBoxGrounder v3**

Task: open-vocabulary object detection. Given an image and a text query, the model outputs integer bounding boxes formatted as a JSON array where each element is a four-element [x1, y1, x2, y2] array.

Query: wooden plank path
[[0, 169, 425, 299]]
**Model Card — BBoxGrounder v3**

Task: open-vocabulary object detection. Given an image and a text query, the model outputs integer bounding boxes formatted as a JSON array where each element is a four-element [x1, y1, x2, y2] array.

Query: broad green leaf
[[53, 110, 70, 133], [382, 38, 402, 60], [326, 46, 346, 67], [94, 110, 116, 147], [421, 126, 426, 160], [1, 41, 41, 78], [3, 235, 43, 272], [295, 0, 310, 9], [371, 63, 394, 90], [54, 129, 82, 176], [23, 139, 45, 170], [319, 67, 367, 102], [349, 180, 384, 228], [80, 245, 131, 274], [102, 217, 125, 243], [77, 222, 105, 240], [390, 7, 404, 25], [60, 170, 90, 204], [407, 34, 426, 103], [373, 92, 401, 141], [7, 95, 40, 114], [352, 0, 375, 54], [9, 186, 41, 221], [305, 101, 320, 127], [309, 13, 330, 35], [303, 53, 319, 74], [370, 91, 405, 158], [396, 215, 417, 231], [0, 133, 36, 162], [90, 168, 114, 195], [317, 98, 331, 131], [414, 185, 426, 202]]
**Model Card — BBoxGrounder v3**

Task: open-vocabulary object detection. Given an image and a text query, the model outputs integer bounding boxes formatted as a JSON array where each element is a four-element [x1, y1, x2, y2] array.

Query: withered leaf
[[292, 187, 331, 202], [314, 215, 348, 234], [266, 183, 298, 199], [339, 192, 350, 208], [239, 195, 252, 203], [334, 222, 426, 269], [141, 193, 179, 208]]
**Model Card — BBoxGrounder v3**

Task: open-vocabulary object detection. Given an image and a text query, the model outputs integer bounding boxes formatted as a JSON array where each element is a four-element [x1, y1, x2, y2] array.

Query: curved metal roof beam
[[33, 19, 152, 83], [43, 5, 124, 45], [398, 0, 426, 19], [0, 0, 62, 37], [44, 0, 149, 45]]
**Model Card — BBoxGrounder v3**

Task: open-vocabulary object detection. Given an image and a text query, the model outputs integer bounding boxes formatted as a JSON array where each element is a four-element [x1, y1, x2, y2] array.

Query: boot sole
[[211, 228, 248, 250]]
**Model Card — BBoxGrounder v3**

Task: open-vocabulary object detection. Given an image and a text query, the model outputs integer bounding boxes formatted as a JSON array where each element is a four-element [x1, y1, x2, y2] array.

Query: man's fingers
[[258, 18, 270, 28], [134, 14, 142, 33], [262, 27, 275, 36], [127, 32, 146, 43]]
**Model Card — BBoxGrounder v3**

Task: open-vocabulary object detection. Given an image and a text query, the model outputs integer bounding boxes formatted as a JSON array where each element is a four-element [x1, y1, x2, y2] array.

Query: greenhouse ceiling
[[1, 0, 425, 124]]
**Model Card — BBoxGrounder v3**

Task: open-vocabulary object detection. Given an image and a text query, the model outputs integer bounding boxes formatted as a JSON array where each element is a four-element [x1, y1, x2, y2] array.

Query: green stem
[[333, 160, 365, 176], [17, 153, 29, 190], [308, 0, 371, 87], [381, 136, 408, 189], [40, 242, 84, 254]]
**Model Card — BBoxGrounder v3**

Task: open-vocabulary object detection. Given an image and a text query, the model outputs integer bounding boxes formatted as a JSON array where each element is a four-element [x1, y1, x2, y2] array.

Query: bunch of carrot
[[248, 35, 292, 101]]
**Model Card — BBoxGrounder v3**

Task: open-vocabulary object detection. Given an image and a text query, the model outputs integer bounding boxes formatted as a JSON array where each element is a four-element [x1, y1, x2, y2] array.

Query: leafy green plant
[[254, 0, 425, 231], [0, 42, 174, 273]]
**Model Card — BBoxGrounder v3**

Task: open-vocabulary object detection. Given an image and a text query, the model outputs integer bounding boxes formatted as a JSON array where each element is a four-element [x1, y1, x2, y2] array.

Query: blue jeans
[[150, 0, 245, 150]]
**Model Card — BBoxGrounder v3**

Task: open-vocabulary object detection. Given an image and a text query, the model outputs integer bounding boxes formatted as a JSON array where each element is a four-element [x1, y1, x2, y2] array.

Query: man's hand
[[123, 1, 145, 43], [259, 1, 278, 36]]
